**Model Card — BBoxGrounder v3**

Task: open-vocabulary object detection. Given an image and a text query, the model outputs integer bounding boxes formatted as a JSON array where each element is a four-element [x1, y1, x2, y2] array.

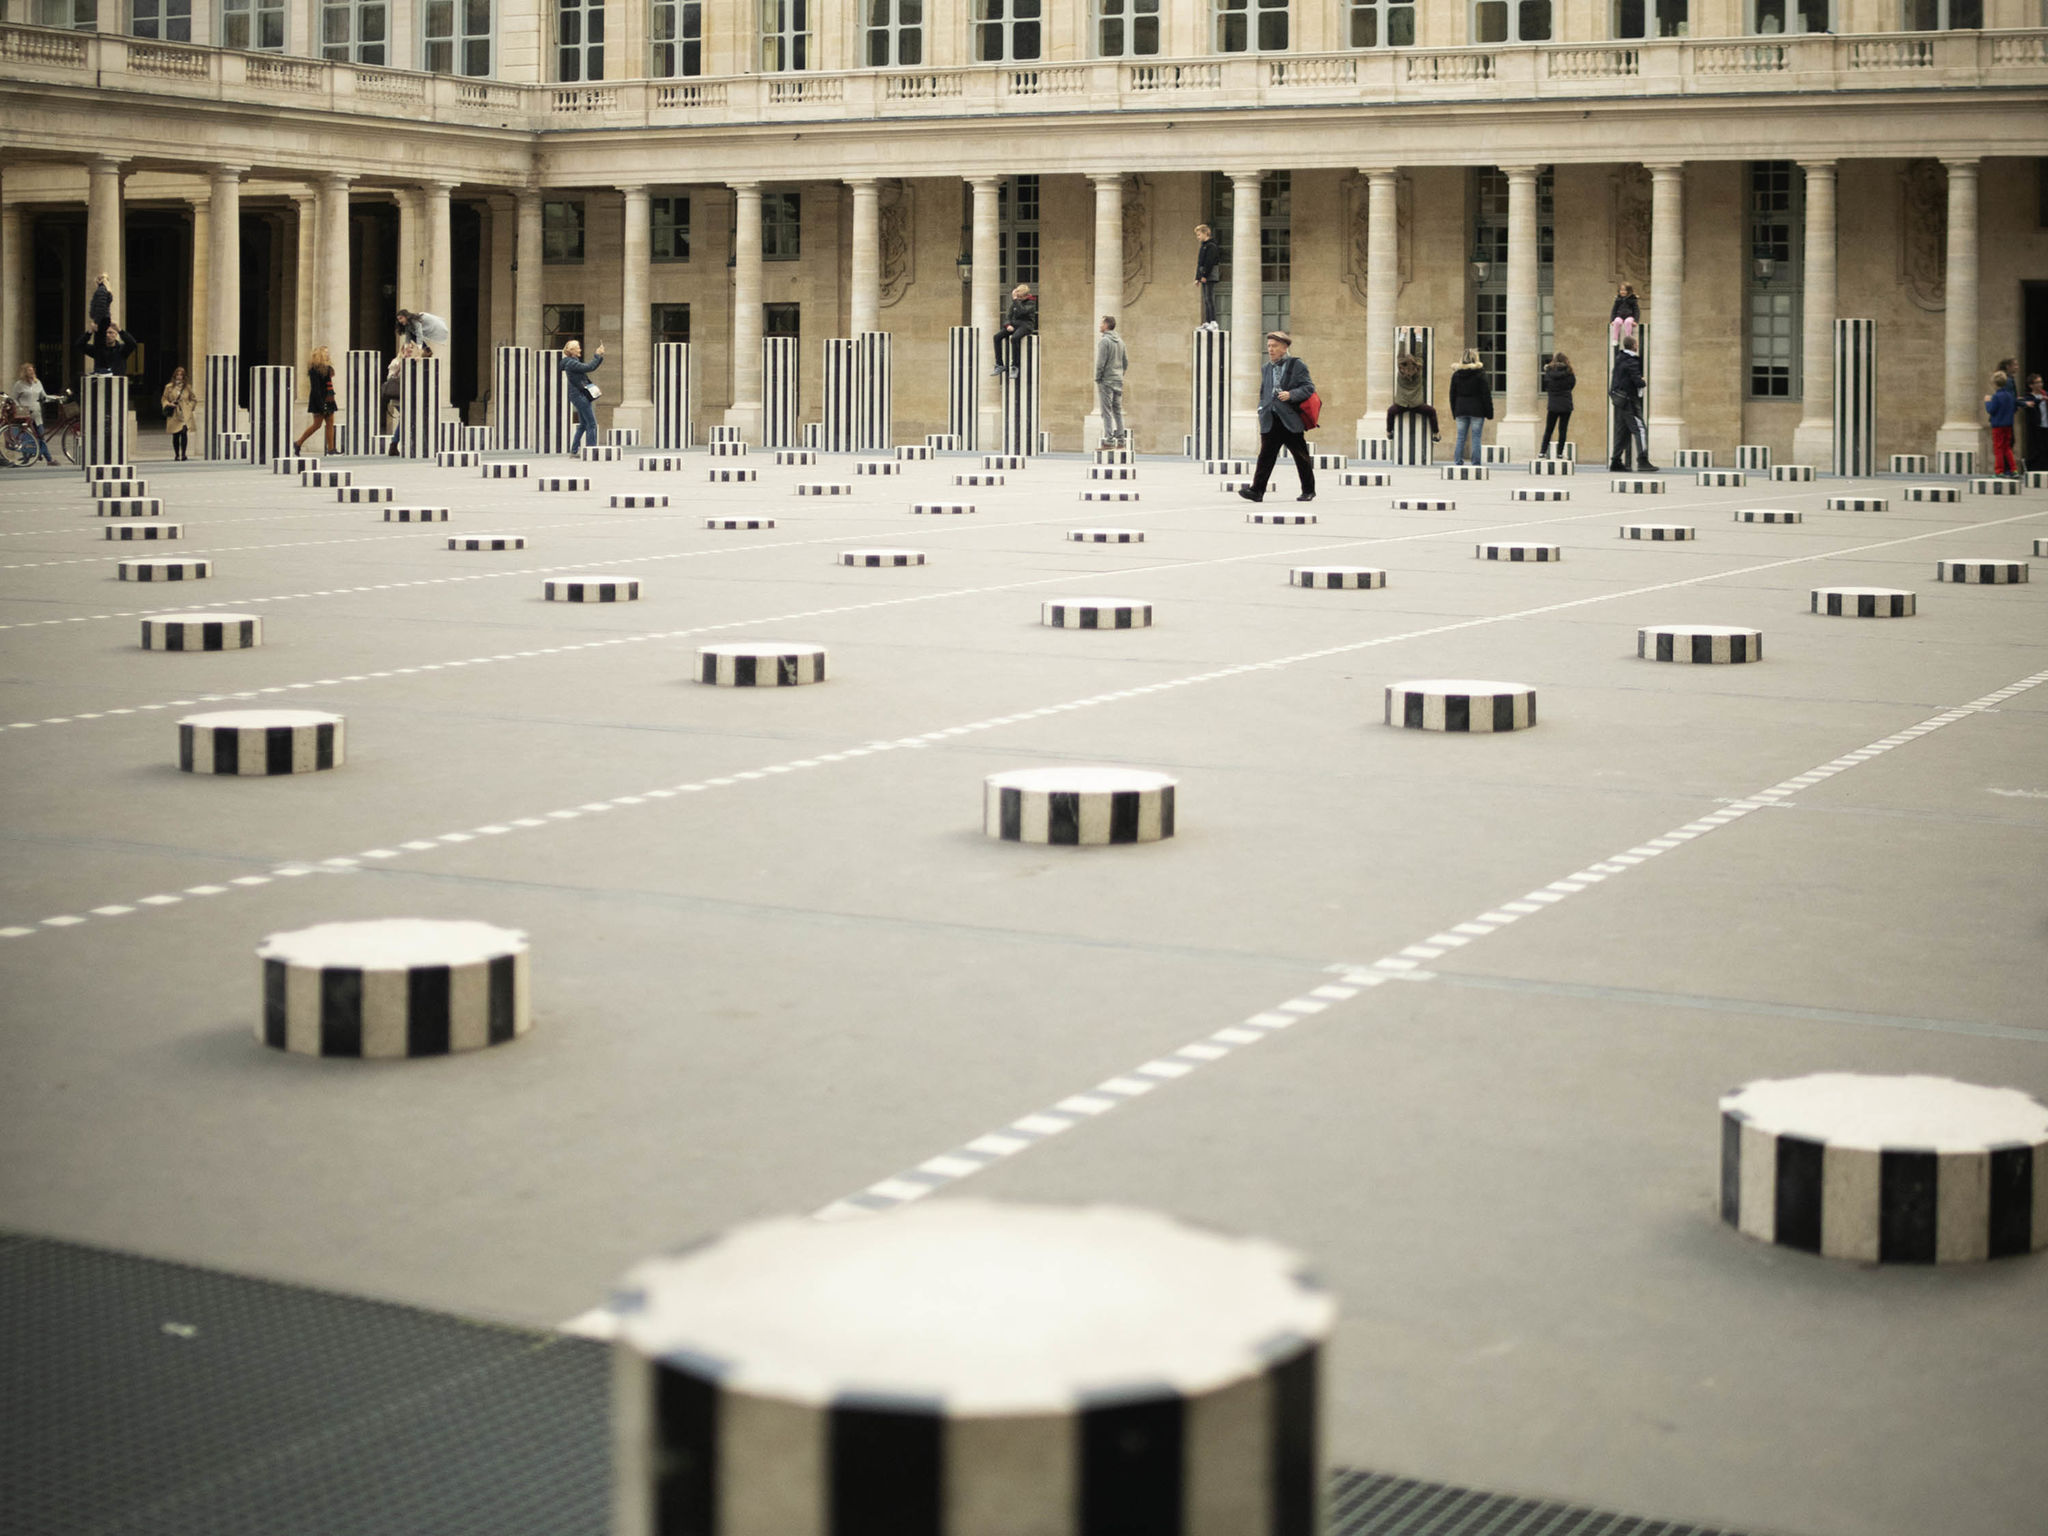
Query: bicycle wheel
[[0, 426, 29, 467], [59, 423, 81, 465]]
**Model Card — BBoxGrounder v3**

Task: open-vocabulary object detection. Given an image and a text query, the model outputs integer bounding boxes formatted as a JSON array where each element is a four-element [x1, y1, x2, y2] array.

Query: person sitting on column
[[1385, 349, 1440, 444], [294, 347, 337, 455], [77, 319, 138, 376], [562, 337, 605, 455], [161, 365, 198, 462], [395, 309, 452, 359], [10, 364, 58, 465], [1238, 331, 1316, 505], [1539, 351, 1575, 459], [1609, 335, 1657, 472], [1095, 315, 1129, 451], [1448, 348, 1493, 467], [1194, 224, 1219, 331], [993, 284, 1037, 378], [1608, 283, 1639, 344]]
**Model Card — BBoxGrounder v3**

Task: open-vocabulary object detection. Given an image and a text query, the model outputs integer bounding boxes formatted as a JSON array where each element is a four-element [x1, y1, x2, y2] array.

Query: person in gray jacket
[[1238, 331, 1315, 503], [1094, 315, 1128, 449]]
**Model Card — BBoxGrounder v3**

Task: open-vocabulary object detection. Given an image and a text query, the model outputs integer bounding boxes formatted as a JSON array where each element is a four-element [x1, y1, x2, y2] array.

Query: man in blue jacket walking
[[1238, 331, 1316, 503]]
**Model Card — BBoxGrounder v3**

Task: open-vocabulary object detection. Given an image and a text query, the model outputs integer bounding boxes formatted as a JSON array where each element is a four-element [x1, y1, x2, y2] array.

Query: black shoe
[[1609, 460, 1627, 471], [1297, 492, 1315, 502], [1237, 487, 1262, 503], [1639, 462, 1661, 473]]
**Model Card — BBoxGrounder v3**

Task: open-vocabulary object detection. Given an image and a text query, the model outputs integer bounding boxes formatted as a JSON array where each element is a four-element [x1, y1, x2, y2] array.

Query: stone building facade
[[1, 0, 2044, 462]]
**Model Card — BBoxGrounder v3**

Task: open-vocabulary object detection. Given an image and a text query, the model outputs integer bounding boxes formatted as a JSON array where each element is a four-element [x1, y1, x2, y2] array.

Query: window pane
[[1518, 1, 1550, 39], [1476, 2, 1507, 43]]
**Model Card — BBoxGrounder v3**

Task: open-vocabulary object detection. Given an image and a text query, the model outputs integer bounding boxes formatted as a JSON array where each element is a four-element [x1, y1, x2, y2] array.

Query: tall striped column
[[821, 339, 857, 454], [653, 342, 692, 450], [1833, 318, 1876, 479], [247, 365, 294, 468], [1605, 325, 1650, 466], [1002, 334, 1040, 457], [203, 354, 239, 461], [492, 345, 534, 452], [535, 350, 571, 456], [762, 337, 799, 448], [948, 325, 979, 449], [1190, 327, 1230, 461], [341, 350, 381, 455], [855, 330, 892, 452], [399, 357, 442, 459], [1391, 326, 1433, 467], [83, 373, 129, 474]]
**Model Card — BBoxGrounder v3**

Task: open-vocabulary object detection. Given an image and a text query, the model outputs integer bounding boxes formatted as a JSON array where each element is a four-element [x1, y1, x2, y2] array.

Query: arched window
[[1216, 0, 1288, 52], [1347, 1, 1415, 46], [1901, 0, 1980, 27], [1473, 1, 1551, 43], [866, 0, 923, 65]]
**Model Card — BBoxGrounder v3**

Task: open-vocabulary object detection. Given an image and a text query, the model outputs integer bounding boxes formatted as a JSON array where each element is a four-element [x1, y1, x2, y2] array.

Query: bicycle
[[0, 394, 76, 466]]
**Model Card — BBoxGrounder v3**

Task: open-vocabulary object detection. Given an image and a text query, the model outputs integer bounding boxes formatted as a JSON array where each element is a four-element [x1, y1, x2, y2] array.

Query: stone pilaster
[[614, 184, 653, 435], [1502, 164, 1543, 460], [1935, 158, 1981, 458], [1229, 168, 1262, 455], [1791, 160, 1836, 469], [849, 177, 880, 338], [1647, 162, 1688, 460], [970, 175, 1000, 449], [725, 179, 763, 440], [1083, 171, 1123, 446]]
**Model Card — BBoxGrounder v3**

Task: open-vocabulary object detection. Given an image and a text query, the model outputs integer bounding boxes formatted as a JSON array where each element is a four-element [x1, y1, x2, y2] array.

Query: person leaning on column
[[562, 337, 605, 455], [1238, 331, 1316, 504], [1095, 315, 1129, 451], [1194, 224, 1219, 330], [395, 308, 452, 358]]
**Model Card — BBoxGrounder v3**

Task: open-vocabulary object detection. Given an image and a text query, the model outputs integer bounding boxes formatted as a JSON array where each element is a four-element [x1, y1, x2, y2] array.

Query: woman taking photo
[[294, 347, 338, 454]]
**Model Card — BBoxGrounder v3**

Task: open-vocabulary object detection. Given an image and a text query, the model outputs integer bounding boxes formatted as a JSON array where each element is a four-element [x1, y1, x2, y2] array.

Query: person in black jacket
[[1608, 337, 1656, 471], [993, 285, 1037, 377], [1609, 283, 1640, 343], [294, 346, 338, 454], [1238, 331, 1316, 504], [1539, 352, 1575, 458], [77, 321, 137, 376], [1194, 224, 1219, 330], [1447, 349, 1493, 465]]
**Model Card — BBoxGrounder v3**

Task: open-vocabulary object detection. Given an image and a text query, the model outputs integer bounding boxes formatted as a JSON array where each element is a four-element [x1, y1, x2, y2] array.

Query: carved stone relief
[[879, 179, 913, 308], [1612, 165, 1651, 290], [1898, 159, 1946, 312], [1342, 172, 1413, 308], [1121, 174, 1151, 308]]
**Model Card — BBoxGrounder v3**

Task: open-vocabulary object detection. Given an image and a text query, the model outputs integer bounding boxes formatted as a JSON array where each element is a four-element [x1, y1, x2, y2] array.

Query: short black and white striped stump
[[1772, 464, 1816, 483], [1620, 524, 1696, 540], [605, 427, 640, 447], [957, 473, 1004, 487], [1291, 567, 1387, 589], [1070, 529, 1143, 543], [257, 918, 530, 1058], [608, 1201, 1332, 1536], [1720, 1073, 2048, 1263], [482, 461, 532, 479], [217, 433, 250, 461], [706, 468, 758, 483], [537, 476, 591, 492], [2029, 472, 2047, 491], [119, 557, 210, 581], [1393, 498, 1453, 511], [708, 425, 742, 443], [1826, 496, 1888, 512], [1673, 448, 1714, 469], [707, 516, 774, 530], [86, 465, 137, 484], [303, 469, 350, 488], [141, 613, 261, 651], [1204, 459, 1250, 475], [610, 494, 669, 508], [272, 456, 318, 475], [105, 523, 181, 541], [1698, 470, 1747, 487], [1313, 452, 1347, 470], [774, 450, 817, 466], [1083, 490, 1141, 503], [1528, 457, 1575, 476], [1247, 511, 1314, 524], [1340, 470, 1392, 487], [798, 484, 854, 497], [1042, 598, 1153, 629], [896, 442, 934, 461], [338, 486, 394, 504], [95, 498, 161, 518], [697, 643, 827, 687], [840, 549, 924, 568], [1478, 542, 1561, 562], [1969, 477, 2020, 497], [544, 576, 640, 603], [1638, 625, 1762, 664], [382, 506, 449, 523], [984, 454, 1026, 471], [1736, 508, 1804, 524], [1736, 444, 1772, 471], [854, 461, 900, 477], [1890, 454, 1931, 474], [437, 450, 481, 468], [449, 536, 525, 551], [1441, 464, 1489, 481], [639, 455, 687, 472], [1904, 485, 1959, 503], [985, 768, 1176, 845], [89, 479, 148, 497], [911, 503, 975, 516], [1090, 466, 1138, 480], [1385, 679, 1537, 733], [1358, 437, 1393, 462], [1096, 447, 1134, 464], [179, 708, 343, 775], [709, 440, 749, 457], [1612, 477, 1667, 494], [2034, 538, 2048, 558], [924, 433, 959, 451], [1938, 449, 1976, 476], [1513, 488, 1571, 502], [579, 444, 624, 463], [1812, 586, 1915, 617], [1936, 559, 2028, 585]]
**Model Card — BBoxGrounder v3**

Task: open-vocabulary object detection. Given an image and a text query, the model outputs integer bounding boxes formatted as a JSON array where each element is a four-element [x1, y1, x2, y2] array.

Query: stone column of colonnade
[[186, 193, 211, 367], [289, 191, 317, 371], [725, 180, 763, 440], [2, 198, 24, 378], [424, 180, 455, 419], [1791, 160, 1837, 469], [849, 177, 881, 338], [970, 175, 1001, 448], [1356, 168, 1399, 444], [207, 167, 244, 433], [319, 173, 352, 368], [1646, 163, 1688, 461], [1501, 165, 1542, 460], [86, 157, 124, 326], [1082, 172, 1122, 447], [1935, 158, 1981, 460], [615, 184, 653, 436], [515, 189, 543, 352], [1229, 168, 1262, 456]]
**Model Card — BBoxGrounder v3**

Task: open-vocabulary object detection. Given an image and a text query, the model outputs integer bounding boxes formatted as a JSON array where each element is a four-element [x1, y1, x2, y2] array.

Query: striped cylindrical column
[[840, 548, 924, 567], [855, 330, 893, 453], [1391, 326, 1433, 467], [1002, 334, 1040, 457], [948, 325, 980, 448], [698, 642, 827, 687], [1936, 558, 2028, 584], [1041, 598, 1153, 629], [985, 767, 1175, 845], [257, 918, 530, 1058], [1721, 1073, 2048, 1263], [1291, 567, 1386, 589], [492, 345, 534, 452], [821, 339, 857, 454], [610, 1202, 1333, 1536], [1832, 319, 1876, 477], [762, 336, 799, 449], [83, 373, 129, 474], [1811, 586, 1914, 617], [1736, 444, 1771, 470], [203, 353, 239, 461], [398, 356, 441, 459], [179, 709, 343, 775], [653, 341, 692, 449], [1385, 679, 1536, 732], [543, 576, 639, 602], [1638, 625, 1763, 663], [248, 365, 293, 469], [535, 350, 571, 455], [1190, 326, 1230, 462], [118, 557, 209, 581], [340, 350, 380, 455], [141, 613, 261, 651]]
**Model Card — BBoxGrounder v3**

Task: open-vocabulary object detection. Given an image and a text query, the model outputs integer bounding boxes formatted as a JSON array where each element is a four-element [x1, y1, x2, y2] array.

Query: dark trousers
[[1386, 403, 1440, 436], [1611, 403, 1647, 467], [1540, 408, 1571, 454], [994, 329, 1032, 370], [1250, 423, 1314, 498], [1199, 281, 1217, 325]]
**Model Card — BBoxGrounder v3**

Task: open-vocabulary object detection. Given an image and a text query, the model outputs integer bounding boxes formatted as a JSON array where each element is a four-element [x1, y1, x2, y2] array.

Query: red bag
[[1298, 390, 1322, 430]]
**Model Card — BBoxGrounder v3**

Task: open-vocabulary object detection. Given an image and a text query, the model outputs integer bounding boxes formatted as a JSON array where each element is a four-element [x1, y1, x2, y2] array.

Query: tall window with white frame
[[650, 0, 700, 74], [652, 196, 690, 263], [1615, 0, 1687, 36], [543, 201, 586, 265], [320, 0, 386, 64], [558, 0, 603, 81], [1746, 160, 1802, 400], [132, 0, 193, 41], [974, 0, 1041, 60], [761, 0, 811, 69], [866, 0, 923, 65], [1095, 0, 1160, 55], [1473, 0, 1552, 42], [762, 193, 801, 262], [219, 0, 284, 48], [998, 176, 1040, 290], [1205, 172, 1292, 337], [37, 0, 97, 28], [425, 0, 491, 74], [1471, 167, 1555, 395], [1901, 0, 1980, 27], [1748, 0, 1829, 32], [1346, 0, 1414, 46], [1215, 0, 1288, 51]]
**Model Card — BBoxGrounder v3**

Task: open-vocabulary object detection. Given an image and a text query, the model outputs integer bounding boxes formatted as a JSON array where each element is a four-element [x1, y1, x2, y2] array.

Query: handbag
[[1298, 390, 1322, 430], [587, 384, 602, 400]]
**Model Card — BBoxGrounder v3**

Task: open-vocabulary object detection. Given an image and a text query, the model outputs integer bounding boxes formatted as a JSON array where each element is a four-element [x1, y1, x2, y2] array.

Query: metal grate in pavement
[[1329, 1467, 1761, 1536]]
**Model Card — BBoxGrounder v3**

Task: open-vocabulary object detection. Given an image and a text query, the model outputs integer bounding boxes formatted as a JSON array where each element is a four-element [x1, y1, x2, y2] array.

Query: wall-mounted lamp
[[956, 251, 972, 285]]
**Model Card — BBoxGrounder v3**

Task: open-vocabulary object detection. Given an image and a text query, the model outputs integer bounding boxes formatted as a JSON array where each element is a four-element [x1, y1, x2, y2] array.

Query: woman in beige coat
[[160, 366, 198, 461]]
